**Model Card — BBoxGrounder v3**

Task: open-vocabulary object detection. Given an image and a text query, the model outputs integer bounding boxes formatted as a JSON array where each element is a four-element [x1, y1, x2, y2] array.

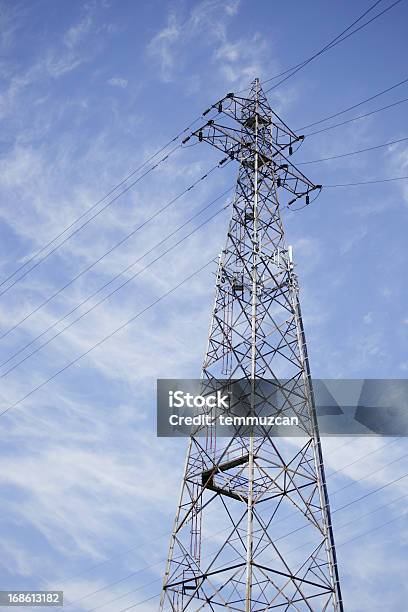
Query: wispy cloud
[[0, 1, 406, 609], [147, 13, 181, 83], [107, 76, 128, 88], [146, 0, 279, 93]]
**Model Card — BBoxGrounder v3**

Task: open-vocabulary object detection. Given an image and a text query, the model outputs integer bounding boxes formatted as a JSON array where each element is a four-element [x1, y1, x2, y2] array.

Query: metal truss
[[160, 79, 343, 611]]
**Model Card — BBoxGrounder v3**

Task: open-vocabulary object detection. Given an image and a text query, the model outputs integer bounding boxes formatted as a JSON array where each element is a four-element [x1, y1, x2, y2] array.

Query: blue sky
[[0, 0, 407, 610]]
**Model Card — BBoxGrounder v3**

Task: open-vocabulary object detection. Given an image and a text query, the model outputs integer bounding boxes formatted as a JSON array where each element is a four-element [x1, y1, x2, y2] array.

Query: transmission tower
[[160, 79, 343, 611]]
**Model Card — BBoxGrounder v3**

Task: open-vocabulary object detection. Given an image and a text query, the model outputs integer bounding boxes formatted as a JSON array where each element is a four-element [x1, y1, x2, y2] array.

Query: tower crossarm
[[203, 92, 303, 146], [188, 87, 322, 210]]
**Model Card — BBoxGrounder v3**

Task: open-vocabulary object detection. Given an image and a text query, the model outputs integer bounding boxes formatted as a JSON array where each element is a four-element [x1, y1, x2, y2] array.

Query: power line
[[264, 0, 402, 94], [271, 469, 408, 546], [297, 136, 408, 165], [304, 96, 408, 137], [1, 83, 404, 312], [235, 0, 398, 96], [271, 490, 408, 562], [66, 521, 246, 609], [298, 76, 408, 130], [338, 509, 406, 548], [6, 146, 404, 604], [65, 572, 160, 609], [0, 143, 181, 300], [0, 187, 233, 373], [267, 447, 408, 534], [261, 0, 387, 87], [261, 0, 384, 90], [1, 2, 403, 299], [57, 545, 163, 597], [49, 438, 359, 600], [325, 175, 408, 187], [0, 176, 408, 406], [289, 173, 408, 212], [42, 437, 360, 600], [246, 443, 408, 546], [266, 503, 406, 568], [3, 114, 405, 347], [3, 69, 406, 603], [0, 116, 204, 293], [288, 173, 408, 212], [0, 257, 215, 419], [0, 160, 228, 345], [0, 199, 230, 378], [0, 106, 223, 300], [325, 437, 399, 480], [60, 445, 408, 610], [53, 439, 391, 602], [118, 593, 159, 611], [333, 471, 408, 512], [87, 579, 162, 612], [3, 18, 405, 604], [101, 469, 408, 612], [87, 580, 162, 612], [257, 450, 408, 538], [331, 452, 408, 498]]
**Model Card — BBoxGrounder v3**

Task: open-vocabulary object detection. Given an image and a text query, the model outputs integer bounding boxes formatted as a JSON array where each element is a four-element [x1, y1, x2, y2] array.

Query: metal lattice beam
[[160, 79, 343, 612]]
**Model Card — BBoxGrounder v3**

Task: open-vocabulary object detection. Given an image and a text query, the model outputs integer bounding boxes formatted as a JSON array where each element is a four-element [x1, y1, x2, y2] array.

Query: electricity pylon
[[160, 79, 343, 611]]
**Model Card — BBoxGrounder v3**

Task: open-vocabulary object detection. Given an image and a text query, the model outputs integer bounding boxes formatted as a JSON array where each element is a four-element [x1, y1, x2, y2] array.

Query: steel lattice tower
[[160, 79, 343, 611]]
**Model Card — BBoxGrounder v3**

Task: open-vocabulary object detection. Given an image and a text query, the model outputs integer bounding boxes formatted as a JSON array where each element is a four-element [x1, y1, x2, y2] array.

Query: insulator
[[182, 136, 191, 145], [277, 177, 281, 187], [218, 102, 223, 113], [229, 151, 235, 160], [198, 131, 203, 142], [202, 108, 211, 116], [289, 145, 293, 156], [306, 194, 310, 205]]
